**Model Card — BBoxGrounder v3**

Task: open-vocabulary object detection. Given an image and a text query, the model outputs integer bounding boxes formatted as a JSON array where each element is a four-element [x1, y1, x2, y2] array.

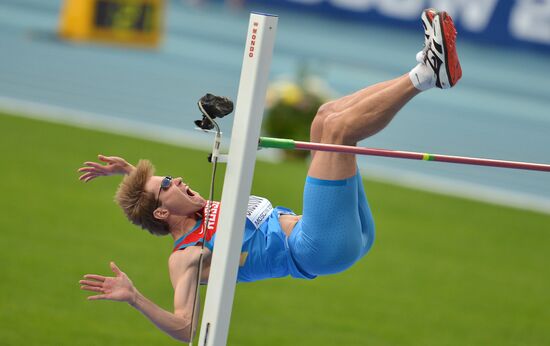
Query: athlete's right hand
[[77, 155, 135, 182]]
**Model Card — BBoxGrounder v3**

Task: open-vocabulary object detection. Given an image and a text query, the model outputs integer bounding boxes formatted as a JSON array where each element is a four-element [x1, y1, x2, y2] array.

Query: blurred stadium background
[[1, 0, 549, 345]]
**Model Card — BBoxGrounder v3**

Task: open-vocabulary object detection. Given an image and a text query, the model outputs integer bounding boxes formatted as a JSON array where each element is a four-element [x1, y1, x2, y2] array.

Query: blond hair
[[115, 160, 170, 236]]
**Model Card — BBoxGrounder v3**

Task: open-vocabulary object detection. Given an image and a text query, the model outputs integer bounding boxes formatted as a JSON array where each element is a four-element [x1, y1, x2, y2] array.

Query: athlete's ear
[[153, 208, 169, 221]]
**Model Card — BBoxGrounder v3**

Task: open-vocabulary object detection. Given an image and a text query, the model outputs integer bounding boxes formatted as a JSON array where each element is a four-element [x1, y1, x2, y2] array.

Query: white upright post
[[197, 13, 278, 346]]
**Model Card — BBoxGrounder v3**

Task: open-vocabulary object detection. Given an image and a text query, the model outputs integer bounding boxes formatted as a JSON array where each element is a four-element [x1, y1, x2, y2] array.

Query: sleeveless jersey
[[172, 196, 314, 282]]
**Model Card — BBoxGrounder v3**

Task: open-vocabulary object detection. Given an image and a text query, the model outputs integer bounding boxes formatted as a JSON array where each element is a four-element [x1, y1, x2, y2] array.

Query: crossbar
[[259, 137, 550, 172]]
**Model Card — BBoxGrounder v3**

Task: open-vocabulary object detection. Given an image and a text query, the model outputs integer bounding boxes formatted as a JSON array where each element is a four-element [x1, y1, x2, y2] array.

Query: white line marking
[[1, 96, 548, 215]]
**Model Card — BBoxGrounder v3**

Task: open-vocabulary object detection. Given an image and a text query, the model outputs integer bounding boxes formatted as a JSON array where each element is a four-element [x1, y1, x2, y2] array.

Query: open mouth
[[185, 187, 196, 197]]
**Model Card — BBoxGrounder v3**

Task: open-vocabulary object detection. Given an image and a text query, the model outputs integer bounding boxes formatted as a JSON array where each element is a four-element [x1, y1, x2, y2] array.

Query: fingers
[[77, 162, 107, 182], [87, 294, 109, 301], [78, 172, 101, 182], [77, 167, 100, 173], [98, 155, 121, 164], [80, 277, 106, 295], [80, 269, 113, 301], [83, 274, 106, 282], [110, 262, 122, 276], [79, 279, 103, 287], [82, 161, 106, 170]]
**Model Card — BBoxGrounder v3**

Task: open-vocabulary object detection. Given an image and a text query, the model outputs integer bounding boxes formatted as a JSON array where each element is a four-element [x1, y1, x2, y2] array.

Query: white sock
[[416, 50, 426, 63], [409, 50, 435, 91], [409, 63, 435, 91]]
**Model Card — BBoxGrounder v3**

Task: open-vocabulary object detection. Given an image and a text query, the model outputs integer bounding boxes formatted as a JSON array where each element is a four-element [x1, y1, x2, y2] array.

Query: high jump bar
[[258, 137, 550, 172]]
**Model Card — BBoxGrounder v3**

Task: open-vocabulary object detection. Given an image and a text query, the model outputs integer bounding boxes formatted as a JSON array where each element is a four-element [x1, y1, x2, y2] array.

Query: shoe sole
[[435, 12, 462, 88]]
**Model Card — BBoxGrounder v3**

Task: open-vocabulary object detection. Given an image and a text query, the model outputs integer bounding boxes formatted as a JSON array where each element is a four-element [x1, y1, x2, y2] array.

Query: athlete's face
[[146, 175, 206, 218]]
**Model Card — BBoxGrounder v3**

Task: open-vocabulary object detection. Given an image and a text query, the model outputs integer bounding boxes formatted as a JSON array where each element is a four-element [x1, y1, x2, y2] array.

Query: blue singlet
[[173, 171, 375, 282], [172, 196, 313, 282]]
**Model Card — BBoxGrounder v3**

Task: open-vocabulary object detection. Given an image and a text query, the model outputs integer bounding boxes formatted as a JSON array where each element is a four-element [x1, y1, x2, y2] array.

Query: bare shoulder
[[168, 247, 202, 276]]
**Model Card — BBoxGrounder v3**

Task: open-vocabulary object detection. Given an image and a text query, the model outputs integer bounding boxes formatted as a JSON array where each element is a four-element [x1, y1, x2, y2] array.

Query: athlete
[[78, 9, 461, 343]]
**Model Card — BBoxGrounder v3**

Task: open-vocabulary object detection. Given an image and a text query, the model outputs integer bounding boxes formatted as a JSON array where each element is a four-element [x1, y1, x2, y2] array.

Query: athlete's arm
[[168, 247, 204, 341], [77, 155, 135, 182], [80, 255, 200, 343]]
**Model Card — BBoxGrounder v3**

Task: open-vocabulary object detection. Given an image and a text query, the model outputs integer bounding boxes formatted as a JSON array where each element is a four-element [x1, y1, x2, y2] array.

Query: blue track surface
[[1, 0, 549, 212]]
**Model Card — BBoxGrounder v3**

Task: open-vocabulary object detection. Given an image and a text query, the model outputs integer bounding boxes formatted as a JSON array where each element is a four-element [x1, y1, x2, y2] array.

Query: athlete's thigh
[[290, 172, 363, 275], [354, 171, 376, 256]]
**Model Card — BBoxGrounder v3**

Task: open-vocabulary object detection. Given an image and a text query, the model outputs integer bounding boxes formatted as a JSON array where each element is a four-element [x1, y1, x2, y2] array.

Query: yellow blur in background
[[59, 0, 165, 48]]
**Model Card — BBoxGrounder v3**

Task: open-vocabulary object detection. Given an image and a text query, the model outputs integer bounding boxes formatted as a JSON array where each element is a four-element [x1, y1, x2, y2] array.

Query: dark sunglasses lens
[[161, 176, 172, 189]]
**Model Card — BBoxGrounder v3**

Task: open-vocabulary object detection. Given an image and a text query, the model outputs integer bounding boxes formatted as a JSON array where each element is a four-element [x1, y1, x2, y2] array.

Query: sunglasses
[[155, 176, 173, 209]]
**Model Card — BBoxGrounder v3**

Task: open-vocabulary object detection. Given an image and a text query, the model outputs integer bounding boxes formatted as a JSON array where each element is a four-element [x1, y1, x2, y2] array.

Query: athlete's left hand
[[79, 262, 137, 304]]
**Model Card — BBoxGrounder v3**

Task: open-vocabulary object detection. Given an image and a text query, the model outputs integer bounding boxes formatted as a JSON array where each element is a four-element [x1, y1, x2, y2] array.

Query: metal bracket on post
[[197, 12, 278, 346], [208, 153, 228, 164]]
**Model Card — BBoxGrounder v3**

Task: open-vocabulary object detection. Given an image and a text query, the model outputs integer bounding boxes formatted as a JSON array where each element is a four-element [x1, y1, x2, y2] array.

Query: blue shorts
[[288, 171, 375, 276]]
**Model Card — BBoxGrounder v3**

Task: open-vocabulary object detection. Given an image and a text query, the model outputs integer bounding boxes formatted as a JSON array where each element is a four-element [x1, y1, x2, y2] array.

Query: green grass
[[1, 112, 549, 346]]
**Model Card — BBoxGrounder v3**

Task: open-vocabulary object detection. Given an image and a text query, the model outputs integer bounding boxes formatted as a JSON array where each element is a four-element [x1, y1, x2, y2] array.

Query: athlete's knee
[[312, 101, 335, 128], [321, 112, 357, 145], [317, 101, 337, 118], [310, 101, 337, 143]]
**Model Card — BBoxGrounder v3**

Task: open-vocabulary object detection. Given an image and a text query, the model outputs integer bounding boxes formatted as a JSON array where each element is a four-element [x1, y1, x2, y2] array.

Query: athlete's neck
[[169, 214, 201, 241]]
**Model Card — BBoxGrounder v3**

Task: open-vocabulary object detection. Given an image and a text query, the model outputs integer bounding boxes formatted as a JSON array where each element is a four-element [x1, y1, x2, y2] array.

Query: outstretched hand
[[80, 262, 137, 304], [77, 155, 134, 182]]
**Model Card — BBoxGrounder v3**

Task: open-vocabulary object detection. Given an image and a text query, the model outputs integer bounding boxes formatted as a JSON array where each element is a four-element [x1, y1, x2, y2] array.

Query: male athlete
[[78, 9, 461, 342]]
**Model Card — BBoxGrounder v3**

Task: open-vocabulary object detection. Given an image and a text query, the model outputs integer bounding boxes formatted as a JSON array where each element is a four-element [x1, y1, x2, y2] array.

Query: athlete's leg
[[307, 10, 435, 153], [290, 10, 462, 276], [308, 74, 419, 181], [309, 76, 402, 146], [290, 75, 418, 275]]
